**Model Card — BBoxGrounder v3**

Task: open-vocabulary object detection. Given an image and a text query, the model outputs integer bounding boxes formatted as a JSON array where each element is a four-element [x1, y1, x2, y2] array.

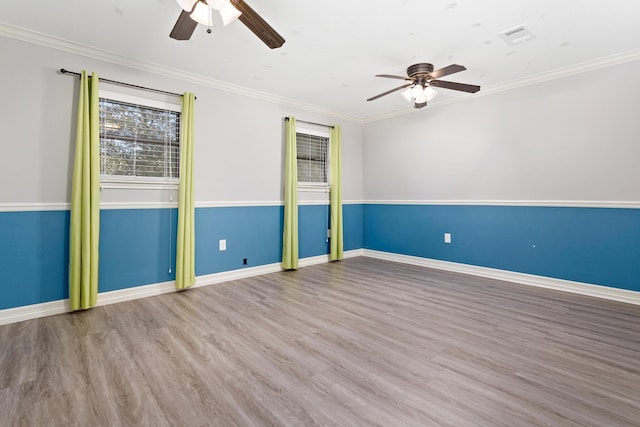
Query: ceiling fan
[[170, 0, 285, 49], [367, 63, 480, 109]]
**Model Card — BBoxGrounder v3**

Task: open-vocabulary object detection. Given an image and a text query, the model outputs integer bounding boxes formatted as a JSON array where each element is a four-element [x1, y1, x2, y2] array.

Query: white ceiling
[[2, 0, 640, 120]]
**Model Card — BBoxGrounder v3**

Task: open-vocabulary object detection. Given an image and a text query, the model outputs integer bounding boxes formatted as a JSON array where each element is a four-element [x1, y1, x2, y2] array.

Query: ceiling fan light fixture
[[219, 4, 242, 25], [176, 0, 198, 12], [415, 93, 428, 104], [425, 86, 438, 102], [207, 0, 242, 25], [400, 84, 436, 107], [401, 87, 413, 102], [190, 1, 213, 26], [411, 84, 425, 98], [208, 0, 228, 10]]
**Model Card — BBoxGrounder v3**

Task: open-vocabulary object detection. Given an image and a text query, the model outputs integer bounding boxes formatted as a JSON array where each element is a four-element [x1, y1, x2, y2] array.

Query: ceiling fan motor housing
[[407, 63, 434, 79]]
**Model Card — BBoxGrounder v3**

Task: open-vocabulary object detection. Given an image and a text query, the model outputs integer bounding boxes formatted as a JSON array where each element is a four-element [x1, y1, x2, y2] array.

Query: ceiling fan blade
[[170, 10, 198, 41], [367, 83, 413, 102], [428, 64, 466, 79], [430, 79, 481, 93], [230, 0, 285, 49], [375, 74, 412, 81]]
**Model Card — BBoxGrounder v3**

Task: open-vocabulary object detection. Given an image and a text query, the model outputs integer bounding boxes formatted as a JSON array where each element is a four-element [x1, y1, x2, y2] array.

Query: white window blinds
[[99, 98, 180, 179], [296, 132, 328, 184]]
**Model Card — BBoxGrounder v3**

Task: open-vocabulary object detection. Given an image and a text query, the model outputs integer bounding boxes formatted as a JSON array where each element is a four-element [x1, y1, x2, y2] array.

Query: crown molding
[[437, 48, 640, 107], [362, 106, 418, 123], [362, 48, 640, 123], [0, 23, 361, 124], [6, 23, 636, 126]]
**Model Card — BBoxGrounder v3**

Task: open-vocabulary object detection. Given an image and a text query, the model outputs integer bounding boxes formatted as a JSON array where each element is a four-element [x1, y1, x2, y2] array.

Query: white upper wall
[[7, 32, 637, 209], [363, 60, 640, 203], [0, 36, 363, 207]]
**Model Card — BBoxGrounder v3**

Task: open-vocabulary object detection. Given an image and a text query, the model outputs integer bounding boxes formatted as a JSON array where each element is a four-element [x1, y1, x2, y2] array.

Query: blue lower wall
[[100, 209, 178, 292], [0, 204, 364, 310], [4, 202, 636, 311], [196, 206, 283, 275], [0, 210, 70, 310], [364, 204, 640, 292], [196, 204, 363, 275]]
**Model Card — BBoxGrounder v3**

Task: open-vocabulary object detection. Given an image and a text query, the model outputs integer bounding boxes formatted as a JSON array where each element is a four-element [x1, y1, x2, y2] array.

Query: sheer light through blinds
[[297, 132, 328, 183], [99, 98, 180, 179]]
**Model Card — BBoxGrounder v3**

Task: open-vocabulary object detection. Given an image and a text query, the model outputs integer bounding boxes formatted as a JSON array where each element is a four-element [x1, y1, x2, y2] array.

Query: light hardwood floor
[[1, 257, 640, 426]]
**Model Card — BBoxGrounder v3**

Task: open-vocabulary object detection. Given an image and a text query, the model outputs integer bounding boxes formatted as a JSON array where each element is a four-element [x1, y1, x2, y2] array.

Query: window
[[297, 131, 329, 185], [99, 91, 180, 182]]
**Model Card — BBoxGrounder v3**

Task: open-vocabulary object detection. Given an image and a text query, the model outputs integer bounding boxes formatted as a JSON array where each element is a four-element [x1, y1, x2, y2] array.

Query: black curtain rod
[[285, 117, 334, 129], [59, 68, 186, 98]]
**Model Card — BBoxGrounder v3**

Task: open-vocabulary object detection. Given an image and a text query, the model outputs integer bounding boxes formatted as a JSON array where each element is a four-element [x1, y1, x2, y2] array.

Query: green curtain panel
[[282, 117, 299, 270], [330, 125, 344, 261], [69, 71, 100, 310], [175, 92, 196, 290]]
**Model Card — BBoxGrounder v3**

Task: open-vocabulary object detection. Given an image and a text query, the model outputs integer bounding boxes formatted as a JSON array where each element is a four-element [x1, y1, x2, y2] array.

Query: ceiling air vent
[[499, 24, 535, 45]]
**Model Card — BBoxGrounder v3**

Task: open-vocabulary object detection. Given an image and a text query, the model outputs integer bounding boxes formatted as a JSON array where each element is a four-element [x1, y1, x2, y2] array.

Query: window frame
[[98, 90, 182, 190], [296, 126, 330, 191]]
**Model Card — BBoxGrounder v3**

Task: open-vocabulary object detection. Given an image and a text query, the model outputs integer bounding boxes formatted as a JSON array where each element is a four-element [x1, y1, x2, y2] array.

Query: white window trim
[[99, 90, 181, 112], [297, 184, 330, 193], [296, 125, 330, 191], [100, 176, 179, 190], [98, 90, 181, 189]]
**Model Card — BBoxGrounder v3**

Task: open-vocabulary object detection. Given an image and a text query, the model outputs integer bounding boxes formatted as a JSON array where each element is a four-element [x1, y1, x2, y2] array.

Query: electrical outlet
[[219, 239, 226, 251], [243, 258, 248, 266], [444, 233, 452, 244]]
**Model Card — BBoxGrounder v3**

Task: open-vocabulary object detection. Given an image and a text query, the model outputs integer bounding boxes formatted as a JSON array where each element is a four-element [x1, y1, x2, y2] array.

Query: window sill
[[298, 185, 330, 193], [100, 178, 179, 190]]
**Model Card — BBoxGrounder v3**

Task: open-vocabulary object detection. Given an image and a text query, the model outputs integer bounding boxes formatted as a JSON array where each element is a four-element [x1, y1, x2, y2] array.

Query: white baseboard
[[0, 281, 178, 326], [0, 249, 364, 325], [195, 263, 282, 287], [194, 249, 363, 286], [363, 250, 640, 306], [97, 280, 177, 306], [297, 248, 365, 268], [0, 300, 69, 326]]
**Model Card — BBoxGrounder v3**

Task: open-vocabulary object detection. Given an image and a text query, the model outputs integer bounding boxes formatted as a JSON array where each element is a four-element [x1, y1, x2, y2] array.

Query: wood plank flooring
[[1, 257, 640, 426]]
